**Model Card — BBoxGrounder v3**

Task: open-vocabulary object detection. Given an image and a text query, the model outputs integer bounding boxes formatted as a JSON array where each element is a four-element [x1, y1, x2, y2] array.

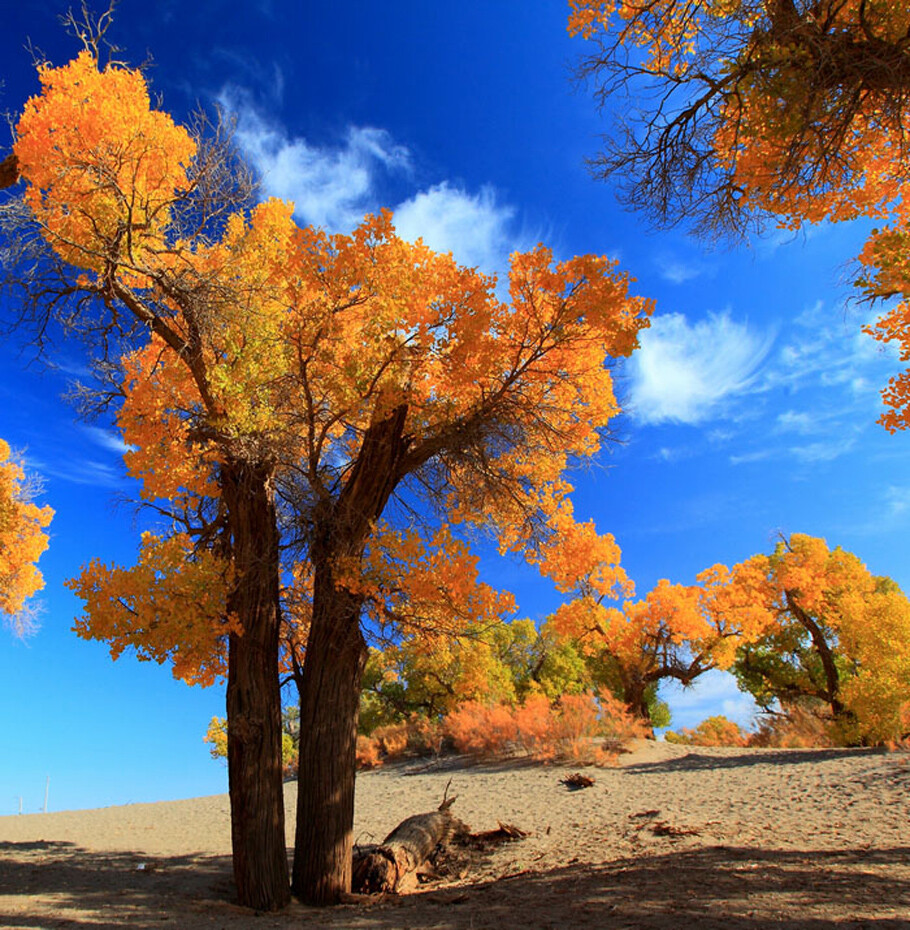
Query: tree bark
[[291, 577, 368, 905], [352, 797, 462, 894], [291, 404, 410, 906], [785, 590, 847, 719], [222, 459, 291, 911]]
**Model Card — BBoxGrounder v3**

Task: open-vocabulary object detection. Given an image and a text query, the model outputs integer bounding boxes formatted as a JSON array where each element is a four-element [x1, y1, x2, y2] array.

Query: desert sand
[[1, 741, 908, 929]]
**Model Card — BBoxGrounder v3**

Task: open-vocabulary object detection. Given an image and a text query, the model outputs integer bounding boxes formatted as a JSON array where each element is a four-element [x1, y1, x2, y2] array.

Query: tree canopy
[[5, 47, 652, 905], [0, 438, 53, 635], [729, 533, 910, 744], [569, 0, 910, 430]]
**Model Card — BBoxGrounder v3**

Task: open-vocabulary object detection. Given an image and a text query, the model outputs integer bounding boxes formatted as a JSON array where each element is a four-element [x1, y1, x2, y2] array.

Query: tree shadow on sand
[[621, 747, 889, 774], [2, 838, 908, 929], [0, 839, 235, 929], [392, 842, 910, 930]]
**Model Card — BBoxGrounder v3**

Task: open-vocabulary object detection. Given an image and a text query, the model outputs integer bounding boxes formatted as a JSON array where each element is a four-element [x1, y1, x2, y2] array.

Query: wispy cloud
[[627, 311, 775, 425], [219, 93, 527, 276], [31, 456, 125, 488], [653, 252, 711, 285], [393, 183, 526, 276], [790, 438, 857, 463], [79, 426, 133, 456], [221, 87, 411, 232]]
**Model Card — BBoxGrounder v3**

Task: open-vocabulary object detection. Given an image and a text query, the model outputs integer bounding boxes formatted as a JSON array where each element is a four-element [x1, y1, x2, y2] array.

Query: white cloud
[[392, 183, 523, 276], [791, 438, 856, 463], [653, 252, 710, 285], [775, 410, 815, 434], [221, 88, 411, 232], [31, 456, 125, 487], [627, 311, 775, 425], [218, 93, 526, 276], [729, 449, 774, 466], [80, 426, 133, 456], [886, 486, 910, 516], [659, 669, 759, 731]]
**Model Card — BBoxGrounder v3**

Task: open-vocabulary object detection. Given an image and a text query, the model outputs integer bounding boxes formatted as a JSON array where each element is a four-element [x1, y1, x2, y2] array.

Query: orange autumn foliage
[[18, 53, 651, 688], [10, 50, 652, 904], [443, 689, 646, 763], [569, 0, 910, 430], [0, 439, 53, 634], [68, 532, 237, 686], [550, 568, 774, 717]]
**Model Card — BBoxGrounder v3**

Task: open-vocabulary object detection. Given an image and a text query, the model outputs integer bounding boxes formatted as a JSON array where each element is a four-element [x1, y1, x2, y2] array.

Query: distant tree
[[551, 567, 772, 722], [568, 0, 910, 430], [0, 438, 53, 636], [6, 44, 651, 907], [730, 533, 910, 744]]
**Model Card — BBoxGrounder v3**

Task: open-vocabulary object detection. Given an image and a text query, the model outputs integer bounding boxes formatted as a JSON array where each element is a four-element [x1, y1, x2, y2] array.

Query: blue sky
[[1, 1, 907, 814]]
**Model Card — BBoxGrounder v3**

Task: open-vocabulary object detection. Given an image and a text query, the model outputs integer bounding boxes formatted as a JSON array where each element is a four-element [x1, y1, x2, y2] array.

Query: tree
[[551, 566, 772, 721], [5, 49, 652, 908], [568, 0, 910, 429], [730, 533, 910, 743], [0, 438, 53, 635]]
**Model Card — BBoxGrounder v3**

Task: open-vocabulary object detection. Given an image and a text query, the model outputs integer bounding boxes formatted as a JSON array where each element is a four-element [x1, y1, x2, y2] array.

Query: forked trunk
[[222, 460, 290, 911], [291, 404, 409, 905], [292, 577, 368, 905]]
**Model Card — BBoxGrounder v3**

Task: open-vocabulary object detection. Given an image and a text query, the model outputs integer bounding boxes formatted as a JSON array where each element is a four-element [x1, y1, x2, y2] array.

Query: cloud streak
[[627, 311, 775, 425]]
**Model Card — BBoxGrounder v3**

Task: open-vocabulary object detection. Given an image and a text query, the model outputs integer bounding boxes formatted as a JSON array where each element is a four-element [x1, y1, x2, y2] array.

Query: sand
[[1, 741, 908, 929]]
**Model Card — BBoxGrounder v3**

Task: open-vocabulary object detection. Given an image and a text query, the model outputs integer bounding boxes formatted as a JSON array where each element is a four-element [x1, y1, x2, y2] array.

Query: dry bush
[[665, 715, 748, 747], [444, 701, 519, 757], [356, 716, 445, 769], [746, 705, 837, 749], [444, 690, 647, 765], [356, 734, 382, 769]]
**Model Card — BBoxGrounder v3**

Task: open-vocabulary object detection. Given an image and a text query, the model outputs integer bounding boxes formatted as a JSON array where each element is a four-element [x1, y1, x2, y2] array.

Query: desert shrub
[[444, 701, 519, 756], [355, 715, 445, 769], [356, 734, 382, 769], [444, 689, 647, 764], [746, 704, 838, 748], [665, 715, 748, 747]]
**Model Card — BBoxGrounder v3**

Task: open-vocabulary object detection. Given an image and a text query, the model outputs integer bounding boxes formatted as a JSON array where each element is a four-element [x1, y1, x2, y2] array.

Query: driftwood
[[560, 772, 595, 790], [352, 796, 466, 894], [0, 154, 19, 190]]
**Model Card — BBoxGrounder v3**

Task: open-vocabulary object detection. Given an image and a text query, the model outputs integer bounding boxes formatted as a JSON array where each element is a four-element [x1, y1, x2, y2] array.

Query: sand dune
[[1, 742, 908, 928]]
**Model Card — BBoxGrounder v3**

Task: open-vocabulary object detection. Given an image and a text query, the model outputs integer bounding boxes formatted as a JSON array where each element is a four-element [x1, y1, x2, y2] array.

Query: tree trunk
[[292, 575, 368, 905], [785, 591, 847, 718], [352, 797, 463, 894], [291, 404, 410, 906], [222, 460, 290, 911]]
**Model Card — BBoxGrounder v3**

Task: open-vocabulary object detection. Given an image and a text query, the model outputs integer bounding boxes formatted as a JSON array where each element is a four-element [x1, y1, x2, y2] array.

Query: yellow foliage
[[0, 439, 53, 631], [68, 532, 236, 686]]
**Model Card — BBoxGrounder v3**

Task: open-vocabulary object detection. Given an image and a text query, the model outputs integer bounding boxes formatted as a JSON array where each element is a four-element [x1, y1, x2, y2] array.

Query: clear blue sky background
[[1, 1, 906, 815]]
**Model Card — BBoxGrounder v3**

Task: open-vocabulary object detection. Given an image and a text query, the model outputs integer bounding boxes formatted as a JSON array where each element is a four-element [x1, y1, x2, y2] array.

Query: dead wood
[[0, 154, 19, 190], [561, 772, 595, 790], [464, 822, 529, 847], [352, 795, 467, 894]]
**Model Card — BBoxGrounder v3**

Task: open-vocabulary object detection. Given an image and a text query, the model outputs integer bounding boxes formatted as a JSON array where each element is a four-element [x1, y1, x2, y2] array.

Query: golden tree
[[3, 49, 651, 906], [730, 533, 910, 743], [0, 439, 53, 635]]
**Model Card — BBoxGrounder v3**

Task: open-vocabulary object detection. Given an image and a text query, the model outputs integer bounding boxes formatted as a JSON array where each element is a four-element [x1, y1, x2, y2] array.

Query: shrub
[[443, 689, 647, 765], [746, 704, 837, 748], [665, 715, 748, 747]]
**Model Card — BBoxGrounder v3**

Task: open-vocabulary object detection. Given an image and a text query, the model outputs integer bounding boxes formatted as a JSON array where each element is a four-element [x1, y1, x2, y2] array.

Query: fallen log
[[352, 796, 466, 894]]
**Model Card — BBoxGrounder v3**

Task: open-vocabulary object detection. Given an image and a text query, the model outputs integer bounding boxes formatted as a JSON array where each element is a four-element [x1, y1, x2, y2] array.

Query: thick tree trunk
[[785, 591, 847, 719], [292, 577, 368, 905], [352, 797, 463, 894], [222, 460, 290, 911], [291, 404, 410, 906]]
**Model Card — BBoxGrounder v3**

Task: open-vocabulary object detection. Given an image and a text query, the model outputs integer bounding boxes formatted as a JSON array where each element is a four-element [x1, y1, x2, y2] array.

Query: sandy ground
[[1, 740, 908, 929]]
